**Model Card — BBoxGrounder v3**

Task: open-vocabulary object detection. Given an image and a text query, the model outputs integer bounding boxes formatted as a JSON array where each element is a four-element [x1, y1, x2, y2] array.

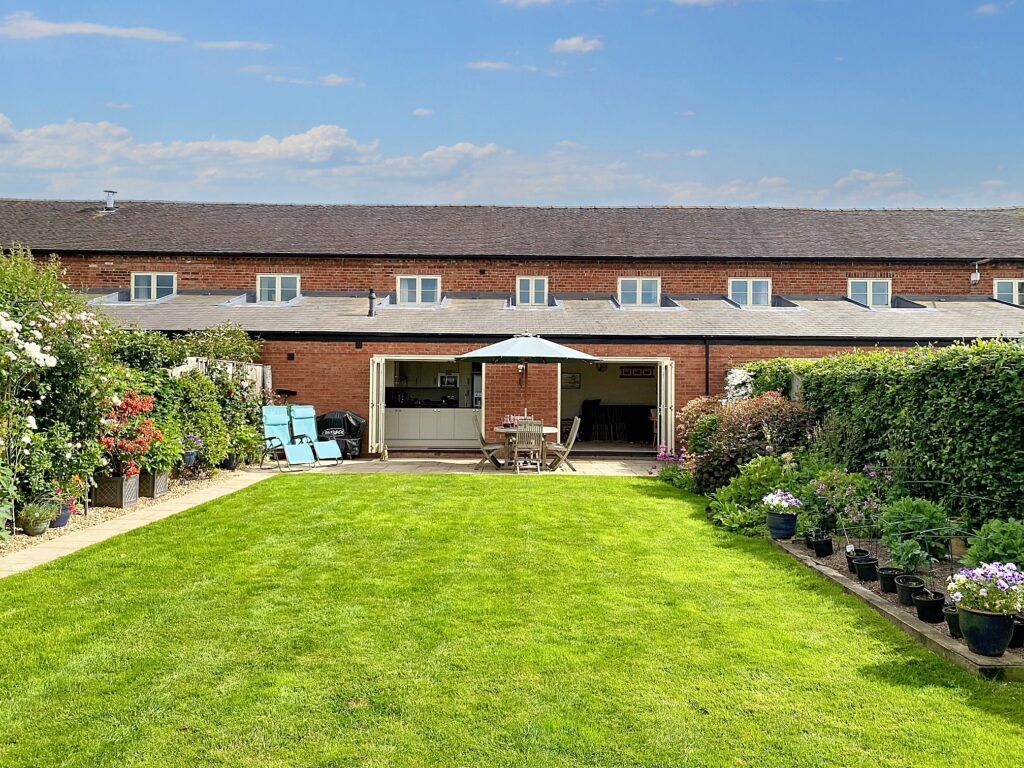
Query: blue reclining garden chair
[[290, 405, 343, 466], [261, 405, 316, 471]]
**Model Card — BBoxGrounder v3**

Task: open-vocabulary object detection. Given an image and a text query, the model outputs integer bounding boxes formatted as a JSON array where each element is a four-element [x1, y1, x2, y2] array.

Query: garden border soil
[[774, 538, 1024, 682]]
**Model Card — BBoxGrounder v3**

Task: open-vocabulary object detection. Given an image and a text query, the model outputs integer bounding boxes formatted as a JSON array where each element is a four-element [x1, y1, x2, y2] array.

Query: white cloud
[[0, 11, 182, 41], [975, 3, 1001, 14], [834, 168, 910, 191], [499, 0, 554, 6], [981, 179, 1007, 188], [260, 72, 355, 87], [550, 36, 603, 54], [556, 140, 585, 150], [195, 40, 273, 51], [104, 101, 133, 110], [679, 110, 697, 117], [466, 60, 539, 72], [759, 176, 788, 186], [686, 148, 708, 158], [412, 108, 434, 117], [317, 74, 354, 86]]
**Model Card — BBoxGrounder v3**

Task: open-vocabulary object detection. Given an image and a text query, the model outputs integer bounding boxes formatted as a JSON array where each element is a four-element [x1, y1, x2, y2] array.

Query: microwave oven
[[437, 373, 459, 388]]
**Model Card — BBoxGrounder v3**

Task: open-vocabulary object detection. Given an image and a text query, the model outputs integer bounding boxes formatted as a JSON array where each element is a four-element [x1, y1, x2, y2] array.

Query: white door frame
[[368, 354, 483, 454], [562, 356, 675, 451]]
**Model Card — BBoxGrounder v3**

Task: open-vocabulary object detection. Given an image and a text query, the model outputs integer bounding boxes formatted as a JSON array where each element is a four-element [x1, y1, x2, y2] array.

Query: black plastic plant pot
[[845, 548, 870, 573], [804, 530, 821, 549], [811, 536, 834, 558], [878, 567, 904, 594], [958, 607, 1015, 657], [894, 575, 926, 607], [766, 512, 797, 540], [944, 606, 962, 639], [1010, 616, 1024, 650], [913, 590, 946, 624], [853, 556, 879, 582]]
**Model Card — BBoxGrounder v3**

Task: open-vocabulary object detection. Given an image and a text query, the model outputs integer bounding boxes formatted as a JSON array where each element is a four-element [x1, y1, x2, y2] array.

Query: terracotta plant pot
[[91, 474, 140, 509], [139, 470, 170, 499], [958, 606, 1015, 657]]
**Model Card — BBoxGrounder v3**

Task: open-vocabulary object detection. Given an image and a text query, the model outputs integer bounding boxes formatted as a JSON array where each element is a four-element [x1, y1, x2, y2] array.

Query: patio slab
[[307, 457, 654, 476]]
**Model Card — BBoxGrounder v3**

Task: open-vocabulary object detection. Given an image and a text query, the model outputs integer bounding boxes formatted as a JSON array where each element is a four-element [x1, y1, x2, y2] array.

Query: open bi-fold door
[[367, 356, 387, 454], [656, 359, 676, 452]]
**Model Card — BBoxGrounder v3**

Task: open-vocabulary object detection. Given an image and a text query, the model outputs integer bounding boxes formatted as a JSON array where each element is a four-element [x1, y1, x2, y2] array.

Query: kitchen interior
[[383, 359, 483, 448]]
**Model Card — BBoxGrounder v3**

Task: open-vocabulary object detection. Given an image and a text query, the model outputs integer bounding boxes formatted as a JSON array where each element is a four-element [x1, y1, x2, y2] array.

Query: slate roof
[[90, 292, 1024, 342], [4, 199, 1024, 261]]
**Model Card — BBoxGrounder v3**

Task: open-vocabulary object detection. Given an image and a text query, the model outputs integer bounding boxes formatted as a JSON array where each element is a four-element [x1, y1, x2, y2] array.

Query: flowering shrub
[[947, 563, 1024, 615], [761, 489, 802, 515], [689, 393, 814, 493], [97, 391, 163, 478], [650, 443, 693, 491]]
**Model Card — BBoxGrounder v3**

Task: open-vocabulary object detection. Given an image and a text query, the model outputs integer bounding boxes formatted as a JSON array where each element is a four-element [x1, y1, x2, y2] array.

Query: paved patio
[[308, 457, 654, 476]]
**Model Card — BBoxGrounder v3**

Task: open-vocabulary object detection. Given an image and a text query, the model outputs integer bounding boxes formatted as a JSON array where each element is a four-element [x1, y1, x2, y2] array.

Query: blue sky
[[0, 1, 1021, 206]]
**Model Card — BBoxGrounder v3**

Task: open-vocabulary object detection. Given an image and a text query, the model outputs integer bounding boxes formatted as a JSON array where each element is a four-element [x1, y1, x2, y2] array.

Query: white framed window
[[848, 278, 891, 308], [517, 276, 548, 307], [257, 274, 300, 303], [618, 277, 661, 307], [131, 272, 176, 301], [728, 278, 772, 307], [994, 279, 1024, 305], [396, 275, 441, 305]]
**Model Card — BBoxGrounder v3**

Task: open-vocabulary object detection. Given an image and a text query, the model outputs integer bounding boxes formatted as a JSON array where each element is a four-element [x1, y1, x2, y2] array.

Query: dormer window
[[397, 275, 440, 305], [729, 278, 771, 307], [618, 277, 660, 307], [517, 276, 548, 307], [257, 274, 300, 303], [131, 272, 176, 301], [848, 278, 891, 308], [994, 279, 1024, 305]]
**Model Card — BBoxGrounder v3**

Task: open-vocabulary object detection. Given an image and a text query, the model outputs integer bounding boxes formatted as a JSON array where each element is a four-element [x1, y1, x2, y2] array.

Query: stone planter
[[139, 470, 170, 499], [91, 474, 140, 509]]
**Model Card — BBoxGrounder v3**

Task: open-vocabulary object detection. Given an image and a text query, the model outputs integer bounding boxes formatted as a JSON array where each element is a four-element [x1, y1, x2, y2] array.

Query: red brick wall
[[483, 363, 559, 431], [56, 252, 1024, 297]]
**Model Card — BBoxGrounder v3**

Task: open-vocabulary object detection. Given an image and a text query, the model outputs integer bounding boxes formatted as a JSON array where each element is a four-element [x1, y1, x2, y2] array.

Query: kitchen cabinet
[[382, 408, 480, 448]]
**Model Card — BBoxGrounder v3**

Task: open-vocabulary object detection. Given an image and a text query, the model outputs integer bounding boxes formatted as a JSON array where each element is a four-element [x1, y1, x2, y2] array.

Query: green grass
[[1, 475, 1023, 767]]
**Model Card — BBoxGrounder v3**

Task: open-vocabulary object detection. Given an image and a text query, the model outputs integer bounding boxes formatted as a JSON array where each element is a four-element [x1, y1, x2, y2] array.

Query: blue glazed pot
[[766, 511, 797, 540], [958, 607, 1015, 657], [49, 504, 72, 529], [181, 450, 198, 468]]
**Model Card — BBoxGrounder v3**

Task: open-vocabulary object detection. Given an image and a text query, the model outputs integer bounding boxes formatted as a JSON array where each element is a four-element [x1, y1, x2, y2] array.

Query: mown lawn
[[1, 475, 1022, 767]]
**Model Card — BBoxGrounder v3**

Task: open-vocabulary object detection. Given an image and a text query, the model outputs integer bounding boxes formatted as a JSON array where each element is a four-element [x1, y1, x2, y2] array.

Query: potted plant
[[853, 554, 879, 582], [16, 502, 56, 536], [94, 391, 161, 509], [889, 539, 929, 606], [944, 605, 962, 638], [137, 420, 180, 499], [947, 563, 1024, 657], [220, 424, 261, 471], [180, 435, 203, 468], [845, 547, 870, 574], [51, 475, 87, 528], [913, 589, 946, 624], [762, 489, 801, 539], [811, 535, 834, 558]]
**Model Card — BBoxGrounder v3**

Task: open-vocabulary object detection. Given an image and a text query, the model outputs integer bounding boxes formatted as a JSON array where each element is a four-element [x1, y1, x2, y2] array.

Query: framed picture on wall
[[561, 372, 581, 389], [621, 366, 654, 378]]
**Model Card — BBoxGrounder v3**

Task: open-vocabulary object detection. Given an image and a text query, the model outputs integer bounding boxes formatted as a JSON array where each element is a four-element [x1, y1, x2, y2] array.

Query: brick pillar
[[483, 363, 559, 432]]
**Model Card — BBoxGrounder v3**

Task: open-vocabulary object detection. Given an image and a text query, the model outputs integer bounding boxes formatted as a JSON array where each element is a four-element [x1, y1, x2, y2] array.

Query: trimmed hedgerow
[[744, 341, 1024, 528], [741, 358, 816, 397]]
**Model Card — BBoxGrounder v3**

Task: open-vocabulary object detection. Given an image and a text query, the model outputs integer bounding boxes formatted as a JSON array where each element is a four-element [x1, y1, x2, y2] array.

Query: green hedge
[[741, 358, 816, 396], [743, 341, 1024, 527]]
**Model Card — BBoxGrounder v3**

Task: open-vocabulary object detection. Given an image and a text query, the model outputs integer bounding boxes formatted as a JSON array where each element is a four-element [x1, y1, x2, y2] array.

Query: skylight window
[[618, 277, 660, 307], [848, 278, 891, 308], [131, 272, 176, 301], [729, 278, 771, 307]]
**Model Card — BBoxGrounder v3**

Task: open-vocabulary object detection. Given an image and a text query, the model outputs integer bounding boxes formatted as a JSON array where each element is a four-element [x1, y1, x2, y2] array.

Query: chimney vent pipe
[[103, 190, 117, 212]]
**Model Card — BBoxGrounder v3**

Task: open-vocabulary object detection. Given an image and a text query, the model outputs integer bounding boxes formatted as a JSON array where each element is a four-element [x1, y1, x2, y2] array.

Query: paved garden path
[[0, 471, 268, 580]]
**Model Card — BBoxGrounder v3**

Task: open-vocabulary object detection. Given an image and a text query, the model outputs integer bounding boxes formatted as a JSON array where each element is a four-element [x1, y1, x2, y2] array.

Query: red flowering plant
[[52, 474, 89, 515], [97, 391, 164, 478]]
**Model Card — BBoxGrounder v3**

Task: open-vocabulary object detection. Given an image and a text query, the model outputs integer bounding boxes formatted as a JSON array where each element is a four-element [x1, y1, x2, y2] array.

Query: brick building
[[2, 198, 1023, 456]]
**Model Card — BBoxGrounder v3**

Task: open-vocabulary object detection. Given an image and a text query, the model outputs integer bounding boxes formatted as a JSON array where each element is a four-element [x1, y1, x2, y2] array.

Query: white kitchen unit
[[383, 407, 480, 448]]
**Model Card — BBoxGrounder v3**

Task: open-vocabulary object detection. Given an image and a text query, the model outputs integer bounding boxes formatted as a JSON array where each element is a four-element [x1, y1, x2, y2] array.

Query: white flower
[[21, 434, 31, 444], [65, 452, 73, 459], [26, 415, 37, 430]]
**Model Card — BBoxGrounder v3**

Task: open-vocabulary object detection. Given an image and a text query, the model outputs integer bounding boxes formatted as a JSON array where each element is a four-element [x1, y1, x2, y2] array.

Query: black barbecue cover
[[316, 410, 368, 458]]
